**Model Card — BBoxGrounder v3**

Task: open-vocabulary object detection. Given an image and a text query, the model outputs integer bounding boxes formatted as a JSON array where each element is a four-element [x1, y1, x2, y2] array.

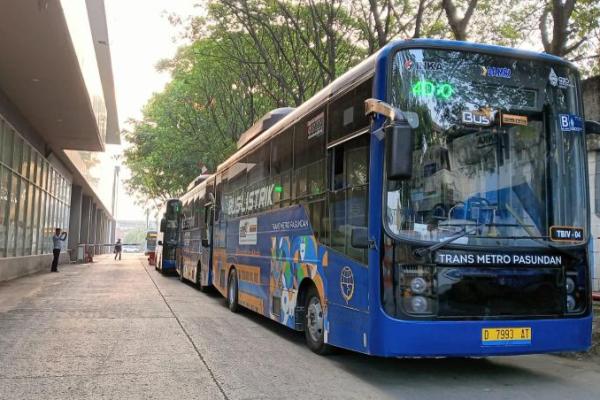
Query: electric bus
[[156, 198, 182, 274], [177, 174, 214, 291], [145, 230, 158, 266], [193, 39, 599, 356]]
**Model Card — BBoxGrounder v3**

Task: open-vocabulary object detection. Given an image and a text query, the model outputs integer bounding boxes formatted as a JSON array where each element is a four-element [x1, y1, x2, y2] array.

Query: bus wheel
[[227, 269, 239, 313], [305, 287, 331, 355], [196, 264, 205, 292]]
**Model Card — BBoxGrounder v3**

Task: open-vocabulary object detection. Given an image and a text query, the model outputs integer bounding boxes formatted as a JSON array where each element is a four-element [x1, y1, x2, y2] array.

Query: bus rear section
[[178, 175, 215, 291], [156, 199, 181, 274], [145, 230, 157, 266]]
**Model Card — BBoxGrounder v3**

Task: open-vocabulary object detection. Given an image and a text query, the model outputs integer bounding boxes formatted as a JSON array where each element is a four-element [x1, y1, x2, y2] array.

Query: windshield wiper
[[503, 204, 583, 261], [414, 227, 476, 258]]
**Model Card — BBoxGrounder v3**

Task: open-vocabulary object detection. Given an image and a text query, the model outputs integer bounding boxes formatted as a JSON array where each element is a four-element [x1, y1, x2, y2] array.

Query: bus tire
[[197, 263, 205, 292], [304, 286, 331, 355], [227, 269, 239, 313]]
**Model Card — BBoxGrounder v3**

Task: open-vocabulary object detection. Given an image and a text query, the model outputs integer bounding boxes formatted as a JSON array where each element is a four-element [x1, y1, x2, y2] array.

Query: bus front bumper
[[371, 314, 592, 357]]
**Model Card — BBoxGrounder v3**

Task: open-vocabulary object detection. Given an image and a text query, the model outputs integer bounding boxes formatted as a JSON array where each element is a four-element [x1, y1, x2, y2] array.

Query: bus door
[[325, 134, 371, 352], [200, 199, 215, 287]]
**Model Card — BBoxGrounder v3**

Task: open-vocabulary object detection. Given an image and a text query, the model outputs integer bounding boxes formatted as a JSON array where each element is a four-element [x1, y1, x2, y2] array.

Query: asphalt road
[[0, 254, 599, 399]]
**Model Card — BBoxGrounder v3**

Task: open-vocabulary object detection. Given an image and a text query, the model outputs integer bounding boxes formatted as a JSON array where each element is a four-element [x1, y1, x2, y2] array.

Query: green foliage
[[123, 0, 600, 204], [123, 227, 147, 245]]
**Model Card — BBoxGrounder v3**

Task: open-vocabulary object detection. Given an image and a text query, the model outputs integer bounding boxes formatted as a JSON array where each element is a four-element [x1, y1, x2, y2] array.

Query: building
[[583, 76, 600, 291], [0, 0, 119, 281]]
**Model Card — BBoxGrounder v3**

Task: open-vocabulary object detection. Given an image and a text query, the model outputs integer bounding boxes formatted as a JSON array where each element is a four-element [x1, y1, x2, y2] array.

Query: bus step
[[295, 306, 305, 330]]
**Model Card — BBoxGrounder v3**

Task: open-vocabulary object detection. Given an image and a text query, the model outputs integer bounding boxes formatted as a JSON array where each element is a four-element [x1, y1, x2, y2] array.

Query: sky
[[103, 0, 200, 221]]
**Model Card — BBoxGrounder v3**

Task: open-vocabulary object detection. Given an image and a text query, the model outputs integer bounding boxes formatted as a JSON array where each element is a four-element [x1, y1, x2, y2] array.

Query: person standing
[[51, 228, 67, 272], [114, 238, 122, 261]]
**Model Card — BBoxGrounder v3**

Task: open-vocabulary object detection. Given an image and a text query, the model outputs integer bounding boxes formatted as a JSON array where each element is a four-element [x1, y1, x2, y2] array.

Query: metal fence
[[75, 243, 142, 262]]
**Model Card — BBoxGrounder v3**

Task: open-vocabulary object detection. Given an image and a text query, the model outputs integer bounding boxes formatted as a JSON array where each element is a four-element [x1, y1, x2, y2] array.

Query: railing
[[75, 243, 142, 262]]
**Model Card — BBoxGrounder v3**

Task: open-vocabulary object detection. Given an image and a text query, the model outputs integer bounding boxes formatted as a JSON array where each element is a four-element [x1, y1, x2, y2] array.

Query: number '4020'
[[411, 80, 454, 100]]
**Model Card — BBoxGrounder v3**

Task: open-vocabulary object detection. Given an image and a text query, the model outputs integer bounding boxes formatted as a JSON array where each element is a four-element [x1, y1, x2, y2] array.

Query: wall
[[583, 76, 600, 291], [0, 253, 70, 282]]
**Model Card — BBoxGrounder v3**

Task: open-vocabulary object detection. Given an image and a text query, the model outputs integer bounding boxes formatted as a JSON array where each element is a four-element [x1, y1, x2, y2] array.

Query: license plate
[[482, 327, 531, 346]]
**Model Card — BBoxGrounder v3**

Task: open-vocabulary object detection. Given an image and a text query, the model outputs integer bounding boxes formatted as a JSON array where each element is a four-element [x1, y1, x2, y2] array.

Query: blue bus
[[189, 39, 599, 356], [156, 198, 182, 274], [177, 174, 214, 291]]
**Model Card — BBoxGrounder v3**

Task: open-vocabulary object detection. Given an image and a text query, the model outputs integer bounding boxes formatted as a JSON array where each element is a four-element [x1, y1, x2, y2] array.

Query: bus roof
[[215, 38, 575, 173]]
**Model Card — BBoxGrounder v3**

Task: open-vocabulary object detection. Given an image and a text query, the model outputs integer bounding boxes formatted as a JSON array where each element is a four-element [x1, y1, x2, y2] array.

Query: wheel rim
[[228, 274, 236, 303], [307, 296, 324, 343]]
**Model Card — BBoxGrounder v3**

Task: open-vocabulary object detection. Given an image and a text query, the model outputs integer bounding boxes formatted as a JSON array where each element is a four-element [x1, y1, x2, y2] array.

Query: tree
[[123, 0, 600, 205], [538, 0, 600, 72], [441, 0, 478, 41]]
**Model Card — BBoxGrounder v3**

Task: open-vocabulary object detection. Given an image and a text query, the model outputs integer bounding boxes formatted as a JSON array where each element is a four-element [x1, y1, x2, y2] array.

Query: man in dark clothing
[[51, 228, 67, 272], [114, 238, 122, 261]]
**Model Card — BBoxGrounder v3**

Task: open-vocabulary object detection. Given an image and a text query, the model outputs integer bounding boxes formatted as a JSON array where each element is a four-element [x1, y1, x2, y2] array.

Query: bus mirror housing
[[351, 227, 369, 249], [201, 239, 209, 247], [159, 218, 166, 233], [386, 123, 414, 180], [586, 120, 600, 135]]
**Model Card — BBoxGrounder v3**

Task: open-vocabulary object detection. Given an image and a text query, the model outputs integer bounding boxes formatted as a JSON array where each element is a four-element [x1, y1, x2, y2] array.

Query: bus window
[[271, 129, 293, 205], [328, 78, 372, 143], [294, 111, 326, 201], [329, 135, 369, 264], [246, 145, 270, 186]]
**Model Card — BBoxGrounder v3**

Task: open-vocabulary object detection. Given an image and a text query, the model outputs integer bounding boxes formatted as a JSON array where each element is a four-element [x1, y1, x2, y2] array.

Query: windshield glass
[[386, 49, 587, 247]]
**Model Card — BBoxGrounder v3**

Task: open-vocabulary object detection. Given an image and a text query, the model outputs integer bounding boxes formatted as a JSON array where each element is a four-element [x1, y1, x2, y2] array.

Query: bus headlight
[[410, 296, 429, 313], [566, 295, 576, 312], [565, 277, 575, 294], [410, 277, 427, 294], [398, 264, 436, 316]]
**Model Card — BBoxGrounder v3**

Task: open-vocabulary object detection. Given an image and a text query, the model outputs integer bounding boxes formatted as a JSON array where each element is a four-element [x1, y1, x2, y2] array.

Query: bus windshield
[[385, 48, 587, 247]]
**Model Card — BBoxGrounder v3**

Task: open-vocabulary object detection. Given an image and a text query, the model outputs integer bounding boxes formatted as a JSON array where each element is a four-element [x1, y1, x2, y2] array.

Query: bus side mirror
[[159, 218, 166, 233], [351, 227, 369, 249], [386, 123, 414, 180], [586, 120, 600, 135], [158, 240, 163, 246], [201, 239, 209, 247]]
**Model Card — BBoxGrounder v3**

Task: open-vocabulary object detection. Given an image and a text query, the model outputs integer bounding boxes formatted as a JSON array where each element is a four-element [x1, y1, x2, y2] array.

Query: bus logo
[[239, 217, 258, 245], [462, 110, 494, 126], [340, 266, 355, 303]]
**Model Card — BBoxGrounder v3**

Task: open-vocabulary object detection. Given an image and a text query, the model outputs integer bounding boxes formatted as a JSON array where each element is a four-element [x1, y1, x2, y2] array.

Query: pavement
[[1, 255, 599, 400]]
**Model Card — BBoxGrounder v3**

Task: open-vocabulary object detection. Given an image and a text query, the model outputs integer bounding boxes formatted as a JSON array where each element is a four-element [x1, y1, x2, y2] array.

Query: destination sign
[[549, 226, 584, 242], [435, 252, 562, 266]]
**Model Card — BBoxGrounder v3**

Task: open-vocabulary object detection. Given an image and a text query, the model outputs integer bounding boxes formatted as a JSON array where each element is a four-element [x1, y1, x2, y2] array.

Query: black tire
[[304, 286, 332, 355], [227, 269, 239, 313], [196, 263, 206, 292]]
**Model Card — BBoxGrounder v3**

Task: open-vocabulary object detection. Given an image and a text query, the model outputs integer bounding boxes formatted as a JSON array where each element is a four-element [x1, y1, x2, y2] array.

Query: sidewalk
[[0, 254, 222, 399]]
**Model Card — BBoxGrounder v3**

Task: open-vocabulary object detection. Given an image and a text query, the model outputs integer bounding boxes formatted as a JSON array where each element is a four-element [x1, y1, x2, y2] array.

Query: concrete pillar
[[89, 203, 97, 254], [94, 209, 101, 253], [583, 76, 600, 291], [109, 219, 115, 245], [80, 195, 92, 245], [68, 185, 83, 260]]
